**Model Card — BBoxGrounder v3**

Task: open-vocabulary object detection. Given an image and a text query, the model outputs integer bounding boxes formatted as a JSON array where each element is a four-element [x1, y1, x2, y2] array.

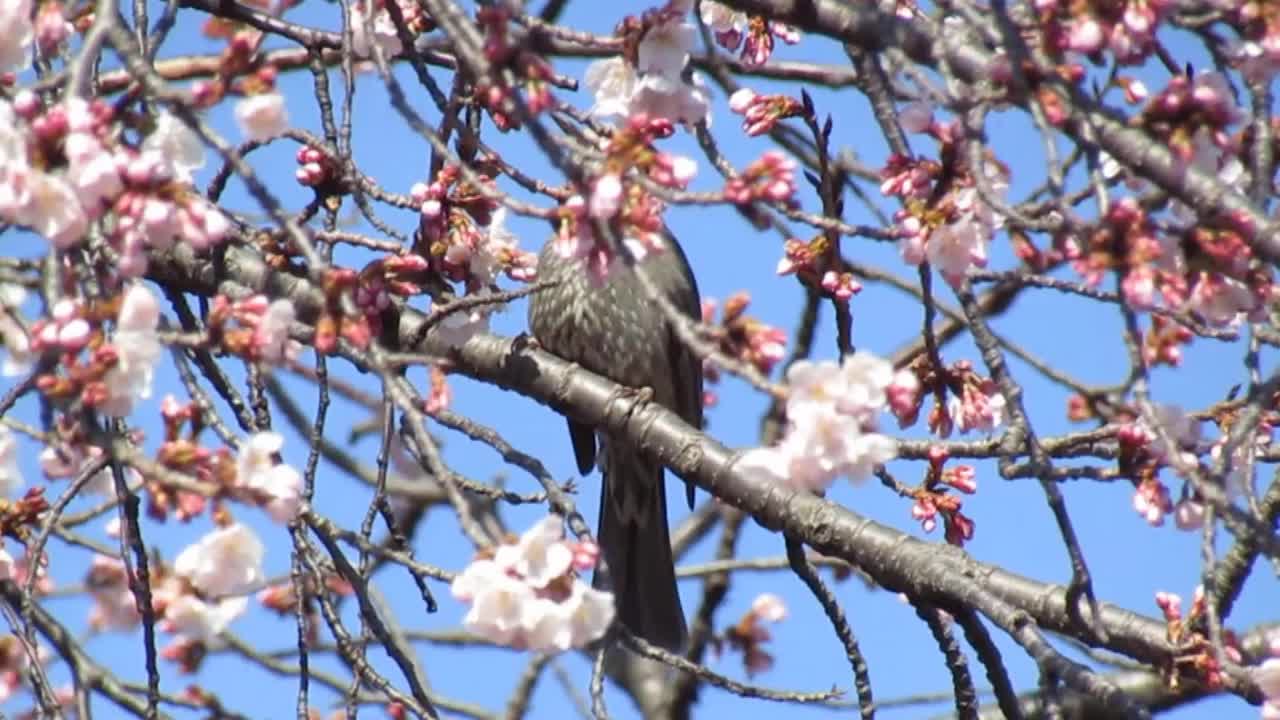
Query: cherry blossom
[[451, 515, 614, 652], [236, 432, 304, 523], [1133, 478, 1173, 526], [235, 92, 289, 141], [85, 555, 141, 632], [433, 303, 491, 349], [739, 352, 901, 491], [160, 593, 249, 645], [254, 299, 298, 364], [0, 427, 22, 497], [348, 0, 404, 60], [39, 442, 141, 496], [172, 523, 266, 598], [100, 284, 163, 417], [583, 7, 709, 126], [16, 171, 89, 248], [471, 208, 537, 284], [140, 112, 206, 184], [729, 88, 805, 136], [0, 283, 34, 377], [0, 0, 33, 74], [0, 543, 13, 583], [700, 1, 746, 50], [584, 58, 638, 120], [751, 593, 787, 623], [493, 515, 574, 590], [946, 378, 1007, 434]]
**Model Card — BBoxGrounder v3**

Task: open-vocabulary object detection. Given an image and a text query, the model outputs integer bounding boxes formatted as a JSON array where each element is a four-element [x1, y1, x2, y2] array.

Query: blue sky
[[2, 1, 1277, 718]]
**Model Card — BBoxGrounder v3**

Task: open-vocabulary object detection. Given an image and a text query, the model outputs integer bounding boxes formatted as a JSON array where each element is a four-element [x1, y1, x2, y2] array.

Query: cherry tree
[[0, 0, 1278, 717]]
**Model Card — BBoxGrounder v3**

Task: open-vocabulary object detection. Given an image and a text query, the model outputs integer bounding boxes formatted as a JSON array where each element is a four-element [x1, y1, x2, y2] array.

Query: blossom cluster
[[883, 105, 1009, 289], [550, 114, 699, 285], [585, 1, 709, 127], [412, 166, 537, 289], [910, 447, 978, 546], [473, 5, 556, 130], [409, 162, 537, 347], [700, 2, 800, 67], [24, 284, 163, 418], [346, 0, 432, 60], [450, 516, 614, 652], [0, 96, 229, 268], [156, 523, 267, 671], [729, 88, 806, 137], [700, 293, 787, 406], [739, 352, 909, 492], [83, 522, 268, 674], [1034, 0, 1172, 65], [716, 593, 788, 676], [1115, 402, 1273, 529]]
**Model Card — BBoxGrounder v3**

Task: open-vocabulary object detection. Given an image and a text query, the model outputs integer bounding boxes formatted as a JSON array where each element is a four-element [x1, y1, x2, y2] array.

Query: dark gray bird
[[529, 232, 702, 652]]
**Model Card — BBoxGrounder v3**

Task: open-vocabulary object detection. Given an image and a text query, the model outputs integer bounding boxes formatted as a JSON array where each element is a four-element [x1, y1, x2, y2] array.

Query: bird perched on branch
[[529, 232, 703, 651]]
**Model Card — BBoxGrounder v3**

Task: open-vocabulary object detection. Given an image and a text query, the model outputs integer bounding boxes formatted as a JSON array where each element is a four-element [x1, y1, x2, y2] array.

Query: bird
[[528, 230, 703, 652]]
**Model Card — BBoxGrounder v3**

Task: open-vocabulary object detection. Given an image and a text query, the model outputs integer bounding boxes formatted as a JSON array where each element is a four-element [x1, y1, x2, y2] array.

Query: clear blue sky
[[3, 1, 1276, 718]]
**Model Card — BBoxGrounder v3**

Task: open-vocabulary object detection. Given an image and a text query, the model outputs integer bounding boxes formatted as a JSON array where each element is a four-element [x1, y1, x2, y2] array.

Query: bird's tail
[[595, 442, 687, 652]]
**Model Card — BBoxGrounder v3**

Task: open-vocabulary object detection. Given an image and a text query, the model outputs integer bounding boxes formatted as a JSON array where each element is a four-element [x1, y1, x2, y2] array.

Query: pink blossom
[[0, 283, 35, 376], [820, 271, 861, 301], [234, 92, 289, 141], [433, 303, 491, 349], [253, 299, 297, 364], [1186, 272, 1258, 327], [584, 58, 637, 120], [1133, 480, 1172, 526], [947, 381, 1006, 434], [629, 73, 710, 127], [887, 369, 920, 423], [582, 12, 709, 126], [589, 173, 623, 219], [700, 1, 745, 51], [16, 171, 88, 248], [348, 0, 404, 60], [912, 496, 938, 533], [941, 465, 977, 494], [636, 16, 695, 78]]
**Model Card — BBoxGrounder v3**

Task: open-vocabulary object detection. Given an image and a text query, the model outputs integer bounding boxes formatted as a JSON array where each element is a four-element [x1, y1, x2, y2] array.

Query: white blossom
[[493, 515, 572, 590], [0, 0, 33, 74], [235, 92, 289, 141], [173, 523, 265, 598], [162, 594, 248, 644], [141, 113, 206, 184], [0, 426, 23, 497], [451, 516, 615, 652], [100, 284, 163, 417], [741, 352, 899, 491]]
